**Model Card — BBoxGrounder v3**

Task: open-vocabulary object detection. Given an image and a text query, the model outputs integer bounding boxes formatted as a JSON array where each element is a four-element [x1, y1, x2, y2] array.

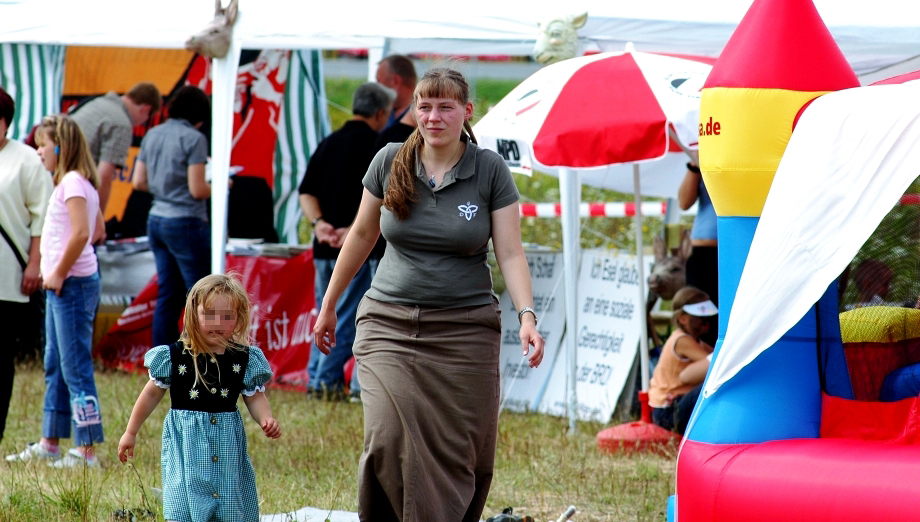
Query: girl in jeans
[[132, 85, 211, 347], [6, 115, 104, 467]]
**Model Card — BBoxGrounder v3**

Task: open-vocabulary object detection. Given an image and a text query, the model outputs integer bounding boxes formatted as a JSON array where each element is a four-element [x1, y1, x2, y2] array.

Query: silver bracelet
[[518, 306, 538, 325]]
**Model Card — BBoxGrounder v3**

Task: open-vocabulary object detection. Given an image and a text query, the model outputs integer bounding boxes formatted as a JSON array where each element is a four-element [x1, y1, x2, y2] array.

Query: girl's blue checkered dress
[[145, 342, 272, 522]]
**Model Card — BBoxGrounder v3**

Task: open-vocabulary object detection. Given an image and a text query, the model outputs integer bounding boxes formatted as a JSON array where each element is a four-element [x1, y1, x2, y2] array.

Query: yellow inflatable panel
[[698, 88, 827, 217], [839, 306, 920, 344]]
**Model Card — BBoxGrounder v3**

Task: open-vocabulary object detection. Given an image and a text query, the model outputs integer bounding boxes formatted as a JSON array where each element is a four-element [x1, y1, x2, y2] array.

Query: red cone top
[[704, 0, 858, 91]]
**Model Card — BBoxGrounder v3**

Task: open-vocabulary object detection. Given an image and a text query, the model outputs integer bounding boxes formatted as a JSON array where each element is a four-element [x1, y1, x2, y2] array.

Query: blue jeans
[[307, 258, 375, 392], [148, 215, 211, 346], [43, 273, 104, 446]]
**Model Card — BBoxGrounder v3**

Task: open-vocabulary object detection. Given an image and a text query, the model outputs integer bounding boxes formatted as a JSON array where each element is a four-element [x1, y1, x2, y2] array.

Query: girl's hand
[[312, 307, 337, 355], [261, 417, 281, 439], [519, 320, 545, 368], [117, 432, 136, 463], [43, 270, 65, 296]]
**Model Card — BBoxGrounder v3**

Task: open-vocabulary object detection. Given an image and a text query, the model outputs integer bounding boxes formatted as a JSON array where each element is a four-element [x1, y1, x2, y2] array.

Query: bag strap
[[0, 221, 27, 270]]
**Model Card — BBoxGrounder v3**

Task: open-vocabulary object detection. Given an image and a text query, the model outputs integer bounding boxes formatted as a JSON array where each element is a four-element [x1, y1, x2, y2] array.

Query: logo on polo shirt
[[458, 202, 479, 221]]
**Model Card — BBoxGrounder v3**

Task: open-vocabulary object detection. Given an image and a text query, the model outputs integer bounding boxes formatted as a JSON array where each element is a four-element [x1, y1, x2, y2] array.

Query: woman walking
[[313, 67, 544, 521]]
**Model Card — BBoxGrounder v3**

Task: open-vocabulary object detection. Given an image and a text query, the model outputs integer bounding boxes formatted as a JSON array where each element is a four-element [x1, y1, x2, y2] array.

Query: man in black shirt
[[298, 82, 393, 399]]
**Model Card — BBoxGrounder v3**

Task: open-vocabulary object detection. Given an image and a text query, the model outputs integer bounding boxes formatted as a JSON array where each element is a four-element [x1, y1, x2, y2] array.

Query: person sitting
[[673, 353, 711, 435], [845, 259, 895, 310], [648, 286, 717, 432]]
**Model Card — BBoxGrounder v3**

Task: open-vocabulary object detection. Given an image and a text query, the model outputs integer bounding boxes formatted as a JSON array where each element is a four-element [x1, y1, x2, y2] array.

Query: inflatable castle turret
[[668, 0, 920, 519]]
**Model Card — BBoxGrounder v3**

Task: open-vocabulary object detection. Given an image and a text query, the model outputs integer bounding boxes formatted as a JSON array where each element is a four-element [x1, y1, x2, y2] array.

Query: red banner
[[95, 250, 315, 390], [186, 50, 289, 188]]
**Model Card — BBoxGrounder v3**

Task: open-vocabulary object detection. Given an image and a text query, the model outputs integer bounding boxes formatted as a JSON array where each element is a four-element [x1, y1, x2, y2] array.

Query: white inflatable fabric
[[704, 80, 920, 396]]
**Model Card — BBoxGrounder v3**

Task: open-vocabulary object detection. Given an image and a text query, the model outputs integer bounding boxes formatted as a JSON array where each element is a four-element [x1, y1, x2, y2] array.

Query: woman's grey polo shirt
[[138, 118, 210, 221], [363, 141, 519, 309]]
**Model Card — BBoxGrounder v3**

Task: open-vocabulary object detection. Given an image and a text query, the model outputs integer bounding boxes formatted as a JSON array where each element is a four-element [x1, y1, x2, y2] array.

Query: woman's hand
[[519, 317, 545, 368], [260, 417, 281, 439], [312, 306, 338, 355], [117, 432, 136, 463], [20, 263, 41, 295]]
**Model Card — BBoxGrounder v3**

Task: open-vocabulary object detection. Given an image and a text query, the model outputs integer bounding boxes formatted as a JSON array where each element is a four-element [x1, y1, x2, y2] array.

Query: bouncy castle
[[674, 0, 920, 519]]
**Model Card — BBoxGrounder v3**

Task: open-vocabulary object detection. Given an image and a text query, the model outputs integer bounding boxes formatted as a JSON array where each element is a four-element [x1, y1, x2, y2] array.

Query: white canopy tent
[[3, 0, 919, 263], [3, 0, 919, 269]]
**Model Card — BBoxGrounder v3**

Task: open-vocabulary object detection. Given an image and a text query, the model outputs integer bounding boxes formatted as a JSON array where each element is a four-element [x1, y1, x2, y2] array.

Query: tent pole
[[209, 41, 242, 275], [559, 167, 580, 434], [366, 42, 387, 82], [633, 164, 650, 391]]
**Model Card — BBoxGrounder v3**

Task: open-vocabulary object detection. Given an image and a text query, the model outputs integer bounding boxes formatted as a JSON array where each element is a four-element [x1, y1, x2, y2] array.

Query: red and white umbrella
[[475, 47, 712, 428], [475, 47, 714, 197]]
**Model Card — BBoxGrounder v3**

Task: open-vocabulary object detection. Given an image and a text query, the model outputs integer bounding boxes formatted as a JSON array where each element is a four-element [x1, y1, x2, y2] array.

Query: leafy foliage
[[840, 177, 920, 309]]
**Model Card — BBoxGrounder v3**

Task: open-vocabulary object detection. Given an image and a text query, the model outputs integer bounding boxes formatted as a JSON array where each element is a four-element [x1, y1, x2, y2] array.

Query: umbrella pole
[[594, 167, 680, 454], [559, 167, 580, 434], [633, 165, 651, 393]]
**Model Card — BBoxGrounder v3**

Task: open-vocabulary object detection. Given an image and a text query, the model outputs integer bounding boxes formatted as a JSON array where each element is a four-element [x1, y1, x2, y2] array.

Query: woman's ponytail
[[383, 129, 423, 220]]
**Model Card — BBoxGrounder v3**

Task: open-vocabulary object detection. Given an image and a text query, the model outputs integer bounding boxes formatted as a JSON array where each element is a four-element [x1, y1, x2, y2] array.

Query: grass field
[[1, 363, 675, 521]]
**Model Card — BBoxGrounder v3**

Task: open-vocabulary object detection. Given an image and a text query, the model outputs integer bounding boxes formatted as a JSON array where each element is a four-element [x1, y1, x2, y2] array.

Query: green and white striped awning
[[273, 49, 331, 244], [0, 43, 64, 140]]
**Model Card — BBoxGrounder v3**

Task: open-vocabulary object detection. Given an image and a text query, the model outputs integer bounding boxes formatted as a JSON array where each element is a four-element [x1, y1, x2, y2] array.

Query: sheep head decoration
[[532, 12, 588, 65], [186, 0, 239, 59]]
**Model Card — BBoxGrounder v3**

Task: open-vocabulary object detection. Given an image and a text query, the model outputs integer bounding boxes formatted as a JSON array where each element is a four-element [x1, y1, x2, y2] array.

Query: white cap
[[683, 300, 718, 317]]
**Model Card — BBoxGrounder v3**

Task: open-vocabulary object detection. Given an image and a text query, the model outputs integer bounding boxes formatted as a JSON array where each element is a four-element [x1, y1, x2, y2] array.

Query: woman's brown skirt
[[353, 296, 502, 522]]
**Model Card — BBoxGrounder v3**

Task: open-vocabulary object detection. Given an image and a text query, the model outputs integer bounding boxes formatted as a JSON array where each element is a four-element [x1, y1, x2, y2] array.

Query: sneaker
[[48, 448, 99, 469], [348, 391, 362, 404], [5, 442, 60, 462]]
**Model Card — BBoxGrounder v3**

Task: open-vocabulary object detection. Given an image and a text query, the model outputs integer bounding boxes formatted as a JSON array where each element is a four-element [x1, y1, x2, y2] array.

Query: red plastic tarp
[[95, 250, 315, 390]]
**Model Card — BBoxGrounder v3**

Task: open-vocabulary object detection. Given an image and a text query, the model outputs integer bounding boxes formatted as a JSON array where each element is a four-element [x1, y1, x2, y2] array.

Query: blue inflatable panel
[[714, 217, 756, 337], [816, 281, 853, 399], [667, 494, 675, 522], [689, 216, 824, 444]]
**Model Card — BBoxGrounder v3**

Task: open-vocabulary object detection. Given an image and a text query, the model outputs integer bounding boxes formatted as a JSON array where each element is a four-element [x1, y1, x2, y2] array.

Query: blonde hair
[[180, 273, 252, 388], [37, 115, 99, 188], [384, 67, 477, 220]]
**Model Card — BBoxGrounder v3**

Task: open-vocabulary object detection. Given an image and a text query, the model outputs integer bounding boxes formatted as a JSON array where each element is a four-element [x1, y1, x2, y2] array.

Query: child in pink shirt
[[6, 115, 105, 468]]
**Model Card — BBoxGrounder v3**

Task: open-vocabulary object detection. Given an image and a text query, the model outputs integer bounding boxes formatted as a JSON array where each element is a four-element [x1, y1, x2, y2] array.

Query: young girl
[[118, 274, 281, 522], [648, 286, 717, 432], [6, 115, 104, 467]]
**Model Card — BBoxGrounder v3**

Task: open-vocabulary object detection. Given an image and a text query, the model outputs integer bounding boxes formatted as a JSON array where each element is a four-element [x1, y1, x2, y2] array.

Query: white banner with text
[[499, 249, 649, 422]]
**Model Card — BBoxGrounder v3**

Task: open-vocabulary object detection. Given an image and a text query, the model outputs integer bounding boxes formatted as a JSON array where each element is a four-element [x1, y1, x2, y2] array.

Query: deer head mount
[[186, 0, 239, 59], [532, 12, 588, 65]]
